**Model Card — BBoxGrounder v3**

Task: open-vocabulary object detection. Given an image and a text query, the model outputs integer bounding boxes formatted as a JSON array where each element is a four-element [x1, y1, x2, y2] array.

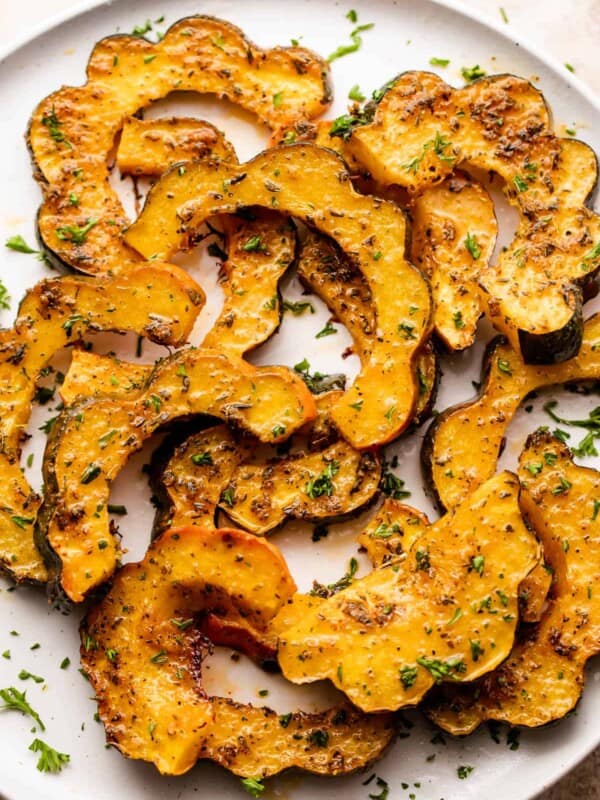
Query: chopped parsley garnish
[[0, 281, 11, 311], [461, 65, 486, 82], [107, 505, 127, 515], [497, 358, 512, 376], [272, 424, 286, 437], [80, 463, 101, 484], [241, 235, 266, 252], [328, 111, 371, 140], [98, 429, 117, 449], [399, 665, 418, 689], [471, 554, 485, 575], [429, 57, 450, 67], [18, 670, 44, 684], [457, 764, 474, 779], [398, 322, 416, 339], [453, 310, 465, 329], [240, 777, 265, 797], [308, 729, 329, 747], [415, 549, 431, 570], [380, 469, 411, 500], [513, 175, 529, 193], [293, 358, 346, 394], [191, 452, 213, 466], [306, 460, 340, 498], [403, 131, 455, 174], [552, 477, 572, 495], [220, 487, 236, 508], [524, 461, 543, 476], [464, 232, 481, 259], [279, 712, 293, 727], [272, 91, 284, 107], [281, 299, 315, 315], [0, 686, 45, 730], [5, 235, 37, 254], [367, 776, 390, 800], [328, 22, 375, 63], [11, 515, 34, 529], [41, 106, 72, 148], [132, 19, 152, 36], [60, 657, 70, 669], [310, 557, 358, 597], [417, 655, 466, 682], [499, 7, 509, 23], [470, 639, 484, 661], [371, 522, 401, 539], [29, 739, 70, 773], [565, 62, 575, 73], [348, 84, 366, 101], [592, 499, 600, 521], [315, 320, 337, 338], [150, 649, 168, 665], [55, 218, 98, 245]]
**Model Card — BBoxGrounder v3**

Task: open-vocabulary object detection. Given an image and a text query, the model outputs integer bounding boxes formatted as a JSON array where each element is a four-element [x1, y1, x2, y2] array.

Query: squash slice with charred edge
[[150, 425, 252, 536], [410, 172, 497, 351], [274, 472, 540, 713], [116, 116, 236, 176], [0, 265, 201, 585], [422, 312, 600, 512], [81, 525, 395, 777], [221, 391, 382, 534], [341, 71, 600, 363], [426, 430, 600, 732], [125, 144, 432, 448], [37, 348, 316, 603], [29, 15, 331, 274], [202, 210, 295, 355], [296, 229, 438, 424], [358, 499, 549, 624], [282, 122, 497, 353]]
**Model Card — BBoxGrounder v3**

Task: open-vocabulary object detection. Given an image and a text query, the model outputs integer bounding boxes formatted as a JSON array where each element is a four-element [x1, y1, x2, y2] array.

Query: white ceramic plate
[[1, 1, 599, 799]]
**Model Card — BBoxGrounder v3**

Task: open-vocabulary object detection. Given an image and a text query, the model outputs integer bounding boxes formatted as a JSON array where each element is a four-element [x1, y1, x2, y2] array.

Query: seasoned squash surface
[[275, 472, 540, 712], [125, 144, 432, 448], [426, 431, 600, 732], [343, 72, 600, 363], [0, 266, 201, 584], [423, 313, 600, 511], [29, 15, 331, 273], [81, 526, 395, 776], [38, 349, 316, 602]]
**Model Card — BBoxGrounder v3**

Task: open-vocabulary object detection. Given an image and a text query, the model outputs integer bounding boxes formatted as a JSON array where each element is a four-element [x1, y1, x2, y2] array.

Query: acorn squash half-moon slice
[[426, 430, 600, 733], [125, 143, 432, 448], [28, 15, 331, 274], [37, 348, 316, 603], [422, 312, 600, 511], [0, 265, 201, 585], [274, 472, 540, 713], [81, 525, 395, 777], [342, 71, 600, 363]]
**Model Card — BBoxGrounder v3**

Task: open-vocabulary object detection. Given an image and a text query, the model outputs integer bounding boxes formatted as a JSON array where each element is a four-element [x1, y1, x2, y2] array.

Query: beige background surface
[[1, 0, 599, 797]]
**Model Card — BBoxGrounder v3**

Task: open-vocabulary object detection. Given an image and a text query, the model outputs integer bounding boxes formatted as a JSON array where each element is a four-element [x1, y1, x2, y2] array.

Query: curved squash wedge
[[221, 391, 382, 534], [38, 348, 316, 603], [296, 229, 438, 424], [81, 525, 395, 777], [426, 430, 600, 732], [125, 144, 432, 448], [116, 116, 236, 176], [150, 425, 252, 535], [29, 15, 331, 274], [422, 312, 600, 511], [201, 210, 295, 355], [288, 124, 497, 353], [274, 472, 540, 712], [410, 172, 497, 351], [342, 71, 600, 363], [0, 265, 201, 585]]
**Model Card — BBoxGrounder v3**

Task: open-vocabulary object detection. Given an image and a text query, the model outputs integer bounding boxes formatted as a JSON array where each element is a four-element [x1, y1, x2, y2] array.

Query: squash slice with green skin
[[285, 123, 497, 352], [81, 525, 395, 777], [422, 312, 600, 512], [221, 391, 382, 534], [125, 144, 432, 448], [341, 71, 600, 363], [0, 265, 201, 585], [37, 348, 316, 603], [274, 472, 540, 713], [116, 116, 236, 176], [426, 430, 600, 732], [296, 229, 438, 424], [28, 15, 331, 274]]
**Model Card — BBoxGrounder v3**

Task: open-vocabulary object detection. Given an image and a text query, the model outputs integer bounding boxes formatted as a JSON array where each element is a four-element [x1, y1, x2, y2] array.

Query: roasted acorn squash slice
[[426, 430, 600, 732], [38, 348, 316, 602], [81, 525, 395, 777], [116, 116, 236, 176], [274, 472, 540, 712], [221, 391, 382, 534], [423, 312, 600, 511], [0, 266, 201, 585], [59, 350, 149, 404], [29, 15, 331, 274], [296, 229, 438, 424], [342, 71, 600, 363], [125, 143, 432, 448]]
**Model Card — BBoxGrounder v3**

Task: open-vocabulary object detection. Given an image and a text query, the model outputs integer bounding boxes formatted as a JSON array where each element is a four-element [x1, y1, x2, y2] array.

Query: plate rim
[[0, 1, 598, 799]]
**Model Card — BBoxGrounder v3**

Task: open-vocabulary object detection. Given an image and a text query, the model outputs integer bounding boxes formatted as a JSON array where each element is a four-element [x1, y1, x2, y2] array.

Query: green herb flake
[[497, 358, 512, 376], [242, 235, 266, 253], [457, 764, 474, 779], [18, 670, 44, 684], [41, 106, 72, 148], [464, 232, 481, 259], [29, 739, 70, 773], [328, 22, 375, 63], [552, 477, 572, 496], [306, 460, 340, 498], [452, 310, 465, 329], [315, 320, 337, 338], [240, 776, 265, 797], [150, 649, 168, 665], [60, 657, 70, 670], [0, 687, 45, 730], [416, 655, 467, 683], [281, 299, 315, 315], [348, 84, 366, 101], [143, 54, 157, 63], [565, 62, 575, 73], [55, 218, 98, 245], [11, 515, 34, 530], [592, 499, 600, 521], [513, 175, 529, 193], [5, 235, 37, 254], [461, 65, 486, 82], [399, 665, 418, 689], [429, 57, 450, 67], [499, 7, 509, 23], [470, 639, 484, 662], [220, 487, 236, 508], [191, 452, 213, 466], [272, 91, 284, 107], [471, 554, 485, 575]]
